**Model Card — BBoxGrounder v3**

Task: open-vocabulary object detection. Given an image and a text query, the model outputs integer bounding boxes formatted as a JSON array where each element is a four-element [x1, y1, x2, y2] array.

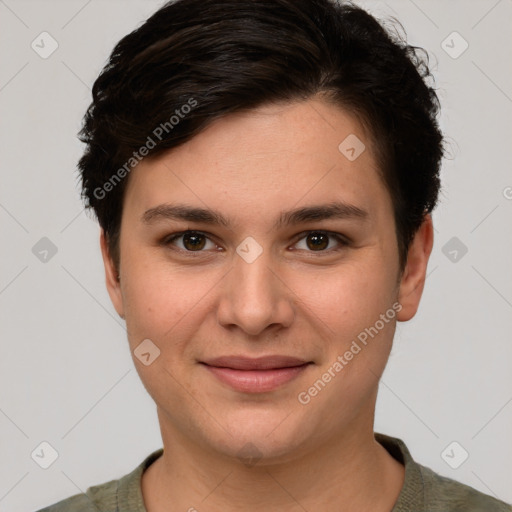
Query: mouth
[[200, 355, 313, 393]]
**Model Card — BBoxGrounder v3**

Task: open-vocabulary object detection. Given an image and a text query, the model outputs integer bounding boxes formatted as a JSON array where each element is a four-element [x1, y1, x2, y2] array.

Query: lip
[[201, 356, 313, 393], [202, 355, 310, 370]]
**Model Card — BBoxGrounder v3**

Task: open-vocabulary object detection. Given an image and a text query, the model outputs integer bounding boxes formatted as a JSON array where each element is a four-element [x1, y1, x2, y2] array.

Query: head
[[78, 0, 443, 462]]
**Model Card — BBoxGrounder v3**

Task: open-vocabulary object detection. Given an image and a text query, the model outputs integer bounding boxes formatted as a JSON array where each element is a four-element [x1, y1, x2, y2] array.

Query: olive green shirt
[[36, 433, 511, 511]]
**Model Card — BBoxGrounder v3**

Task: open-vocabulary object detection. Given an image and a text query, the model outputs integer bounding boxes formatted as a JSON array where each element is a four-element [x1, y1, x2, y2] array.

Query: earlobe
[[99, 229, 125, 319], [396, 214, 434, 322]]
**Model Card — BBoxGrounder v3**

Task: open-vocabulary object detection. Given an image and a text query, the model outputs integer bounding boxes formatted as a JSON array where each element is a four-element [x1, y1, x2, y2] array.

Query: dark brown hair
[[78, 0, 444, 272]]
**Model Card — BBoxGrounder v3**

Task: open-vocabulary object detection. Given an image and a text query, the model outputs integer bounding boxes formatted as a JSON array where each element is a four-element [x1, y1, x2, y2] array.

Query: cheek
[[120, 251, 213, 350], [292, 261, 396, 330]]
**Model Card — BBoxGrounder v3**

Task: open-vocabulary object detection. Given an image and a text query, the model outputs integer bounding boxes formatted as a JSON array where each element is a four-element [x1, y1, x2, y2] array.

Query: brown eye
[[163, 231, 217, 252], [306, 232, 329, 250], [293, 231, 348, 253], [182, 232, 206, 251]]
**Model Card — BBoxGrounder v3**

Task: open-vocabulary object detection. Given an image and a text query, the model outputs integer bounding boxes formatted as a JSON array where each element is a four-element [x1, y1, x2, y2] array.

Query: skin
[[100, 97, 433, 511]]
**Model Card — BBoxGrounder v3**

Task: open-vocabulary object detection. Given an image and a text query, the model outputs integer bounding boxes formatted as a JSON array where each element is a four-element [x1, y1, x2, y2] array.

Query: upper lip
[[201, 355, 311, 370]]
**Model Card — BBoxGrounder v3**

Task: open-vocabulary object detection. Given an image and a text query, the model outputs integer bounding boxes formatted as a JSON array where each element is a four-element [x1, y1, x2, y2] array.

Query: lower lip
[[203, 364, 311, 393]]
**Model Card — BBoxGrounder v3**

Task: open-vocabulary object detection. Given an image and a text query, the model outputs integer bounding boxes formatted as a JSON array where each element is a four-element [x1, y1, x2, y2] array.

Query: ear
[[396, 214, 434, 322], [100, 229, 125, 319]]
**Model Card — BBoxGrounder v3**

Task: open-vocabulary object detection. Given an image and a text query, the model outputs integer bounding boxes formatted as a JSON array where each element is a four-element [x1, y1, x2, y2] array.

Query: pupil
[[307, 232, 328, 250], [184, 233, 205, 251]]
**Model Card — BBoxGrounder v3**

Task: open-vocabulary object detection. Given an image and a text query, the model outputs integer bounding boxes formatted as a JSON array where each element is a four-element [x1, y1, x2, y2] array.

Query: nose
[[216, 246, 295, 337]]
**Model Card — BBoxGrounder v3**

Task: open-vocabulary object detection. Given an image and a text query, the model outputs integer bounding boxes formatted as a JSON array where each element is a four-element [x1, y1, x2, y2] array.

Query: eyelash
[[161, 230, 350, 256]]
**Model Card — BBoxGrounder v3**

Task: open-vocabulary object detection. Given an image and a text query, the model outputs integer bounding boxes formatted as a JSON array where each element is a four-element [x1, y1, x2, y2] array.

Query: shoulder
[[33, 478, 118, 512], [418, 463, 512, 512], [375, 433, 512, 512], [33, 448, 163, 512]]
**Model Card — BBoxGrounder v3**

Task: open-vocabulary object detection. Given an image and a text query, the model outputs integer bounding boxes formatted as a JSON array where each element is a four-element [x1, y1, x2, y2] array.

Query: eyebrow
[[142, 201, 369, 229]]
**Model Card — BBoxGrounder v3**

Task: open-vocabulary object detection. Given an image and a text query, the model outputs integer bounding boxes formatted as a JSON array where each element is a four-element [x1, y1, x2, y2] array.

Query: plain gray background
[[1, 0, 511, 510]]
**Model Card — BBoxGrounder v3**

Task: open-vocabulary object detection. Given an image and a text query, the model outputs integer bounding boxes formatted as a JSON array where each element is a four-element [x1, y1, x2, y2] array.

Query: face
[[102, 97, 431, 463]]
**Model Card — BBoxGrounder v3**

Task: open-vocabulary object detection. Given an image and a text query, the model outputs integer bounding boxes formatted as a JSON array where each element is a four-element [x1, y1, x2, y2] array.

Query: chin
[[203, 408, 315, 466]]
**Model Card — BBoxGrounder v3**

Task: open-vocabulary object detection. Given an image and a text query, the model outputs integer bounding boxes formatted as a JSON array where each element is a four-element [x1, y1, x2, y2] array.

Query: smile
[[200, 355, 313, 393]]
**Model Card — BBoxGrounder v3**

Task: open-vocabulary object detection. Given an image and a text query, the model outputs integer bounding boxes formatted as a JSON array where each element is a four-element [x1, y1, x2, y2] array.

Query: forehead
[[124, 98, 391, 227]]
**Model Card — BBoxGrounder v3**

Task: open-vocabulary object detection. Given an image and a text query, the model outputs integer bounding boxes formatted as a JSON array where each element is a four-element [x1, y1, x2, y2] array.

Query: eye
[[161, 229, 349, 255], [293, 231, 349, 253], [162, 230, 219, 252]]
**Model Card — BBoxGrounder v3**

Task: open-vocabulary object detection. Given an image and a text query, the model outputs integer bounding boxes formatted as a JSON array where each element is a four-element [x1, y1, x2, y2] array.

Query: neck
[[142, 411, 404, 512]]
